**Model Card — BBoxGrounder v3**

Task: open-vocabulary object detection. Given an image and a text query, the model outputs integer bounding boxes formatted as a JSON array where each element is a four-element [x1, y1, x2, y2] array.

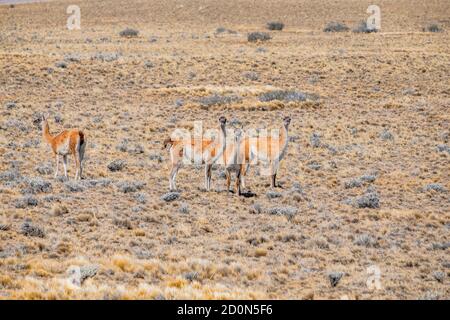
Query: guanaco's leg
[[226, 169, 231, 193], [235, 167, 242, 196], [204, 165, 209, 190], [271, 173, 276, 188], [240, 163, 249, 190], [78, 141, 86, 180], [169, 146, 181, 191], [273, 161, 283, 188], [204, 164, 213, 191], [78, 156, 83, 180], [208, 165, 213, 190], [73, 152, 81, 180], [169, 162, 181, 191], [54, 154, 60, 178], [63, 155, 69, 178]]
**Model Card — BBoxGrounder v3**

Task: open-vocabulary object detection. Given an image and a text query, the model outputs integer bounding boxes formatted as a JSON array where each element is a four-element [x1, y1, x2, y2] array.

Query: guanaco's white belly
[[56, 139, 70, 155], [183, 145, 205, 164]]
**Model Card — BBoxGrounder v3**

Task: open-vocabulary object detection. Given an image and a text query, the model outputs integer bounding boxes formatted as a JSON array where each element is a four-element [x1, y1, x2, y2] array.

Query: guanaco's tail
[[78, 130, 85, 147], [77, 130, 87, 162]]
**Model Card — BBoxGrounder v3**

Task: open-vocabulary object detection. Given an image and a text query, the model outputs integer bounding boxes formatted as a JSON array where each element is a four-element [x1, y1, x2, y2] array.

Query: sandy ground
[[0, 0, 449, 299]]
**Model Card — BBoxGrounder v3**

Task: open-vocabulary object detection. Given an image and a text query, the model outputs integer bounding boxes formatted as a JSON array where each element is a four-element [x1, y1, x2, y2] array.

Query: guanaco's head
[[219, 116, 227, 129], [283, 116, 291, 129], [40, 113, 48, 129], [234, 128, 243, 142]]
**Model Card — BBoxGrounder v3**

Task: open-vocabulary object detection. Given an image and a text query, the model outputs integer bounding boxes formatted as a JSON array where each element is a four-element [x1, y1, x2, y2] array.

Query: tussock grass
[[423, 23, 443, 32], [353, 21, 378, 33], [248, 32, 271, 42], [266, 22, 284, 31], [324, 22, 349, 32], [119, 28, 139, 37]]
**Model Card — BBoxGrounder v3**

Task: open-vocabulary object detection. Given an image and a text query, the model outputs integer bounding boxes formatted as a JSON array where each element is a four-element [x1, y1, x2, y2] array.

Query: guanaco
[[163, 116, 227, 191], [234, 116, 291, 192], [41, 114, 86, 180], [224, 128, 245, 195]]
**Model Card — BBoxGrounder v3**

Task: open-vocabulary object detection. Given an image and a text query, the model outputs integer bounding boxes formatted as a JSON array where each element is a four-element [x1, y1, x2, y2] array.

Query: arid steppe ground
[[0, 0, 449, 299]]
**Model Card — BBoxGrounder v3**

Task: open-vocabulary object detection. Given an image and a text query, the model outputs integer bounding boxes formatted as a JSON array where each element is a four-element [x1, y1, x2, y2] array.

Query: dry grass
[[0, 0, 449, 300]]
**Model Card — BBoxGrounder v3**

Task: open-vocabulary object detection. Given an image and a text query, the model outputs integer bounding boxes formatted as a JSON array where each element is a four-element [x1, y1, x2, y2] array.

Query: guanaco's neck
[[218, 124, 226, 149], [273, 123, 289, 162], [280, 123, 289, 146], [233, 131, 243, 164], [42, 122, 53, 144], [212, 124, 227, 163]]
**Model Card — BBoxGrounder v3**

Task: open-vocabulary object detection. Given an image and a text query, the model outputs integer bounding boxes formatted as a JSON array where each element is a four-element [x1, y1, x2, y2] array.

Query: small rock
[[55, 61, 67, 68], [161, 192, 180, 202], [328, 272, 343, 287]]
